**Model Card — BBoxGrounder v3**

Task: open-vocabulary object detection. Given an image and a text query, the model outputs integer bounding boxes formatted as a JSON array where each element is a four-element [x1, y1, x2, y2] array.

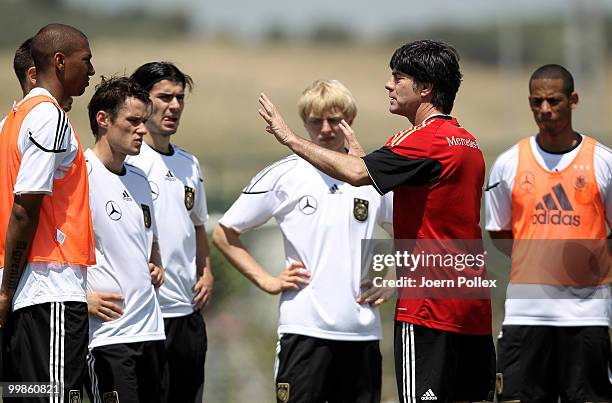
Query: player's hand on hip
[[258, 93, 295, 146], [192, 269, 214, 311], [0, 290, 12, 329], [149, 263, 164, 288], [357, 278, 395, 306], [87, 291, 124, 322], [339, 120, 366, 157], [262, 261, 310, 295]]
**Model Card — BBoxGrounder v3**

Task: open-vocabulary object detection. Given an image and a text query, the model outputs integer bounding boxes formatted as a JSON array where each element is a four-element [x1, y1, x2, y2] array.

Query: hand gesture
[[149, 263, 164, 288], [357, 278, 395, 307], [192, 269, 214, 312], [87, 291, 124, 322], [338, 120, 366, 157], [258, 93, 296, 145], [261, 261, 310, 295]]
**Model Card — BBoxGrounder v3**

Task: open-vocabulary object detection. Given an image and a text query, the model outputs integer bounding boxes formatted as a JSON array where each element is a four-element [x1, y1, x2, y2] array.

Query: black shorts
[[274, 333, 382, 403], [164, 311, 207, 403], [87, 340, 168, 403], [394, 321, 495, 403], [3, 301, 88, 403], [496, 325, 612, 402]]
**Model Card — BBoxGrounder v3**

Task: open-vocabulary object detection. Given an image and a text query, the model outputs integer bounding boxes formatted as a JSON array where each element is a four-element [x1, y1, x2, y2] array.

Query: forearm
[[195, 225, 212, 278], [149, 240, 163, 268], [212, 225, 271, 290], [1, 195, 42, 295], [285, 135, 371, 186]]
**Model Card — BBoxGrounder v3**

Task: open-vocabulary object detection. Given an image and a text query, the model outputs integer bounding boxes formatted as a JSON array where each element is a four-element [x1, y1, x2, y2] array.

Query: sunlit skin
[[529, 78, 579, 152], [304, 110, 353, 153], [62, 36, 95, 97], [93, 97, 149, 174], [143, 80, 185, 153], [384, 69, 436, 125]]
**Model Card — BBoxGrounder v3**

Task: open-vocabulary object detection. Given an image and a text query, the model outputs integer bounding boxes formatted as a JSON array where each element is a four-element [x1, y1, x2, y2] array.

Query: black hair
[[13, 38, 33, 91], [31, 24, 87, 73], [131, 62, 193, 92], [88, 76, 151, 137], [389, 40, 462, 114], [529, 64, 574, 96]]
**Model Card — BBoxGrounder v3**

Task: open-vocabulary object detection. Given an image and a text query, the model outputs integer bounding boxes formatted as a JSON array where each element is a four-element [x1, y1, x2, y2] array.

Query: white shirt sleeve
[[14, 102, 72, 194], [190, 158, 209, 226], [377, 191, 394, 237], [219, 159, 295, 233], [484, 146, 518, 232]]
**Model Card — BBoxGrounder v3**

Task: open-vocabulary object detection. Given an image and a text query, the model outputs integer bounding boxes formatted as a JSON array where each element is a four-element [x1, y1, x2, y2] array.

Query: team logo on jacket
[[353, 198, 369, 221], [102, 391, 119, 403], [141, 204, 152, 228], [298, 195, 317, 215], [518, 171, 535, 194], [105, 201, 122, 221], [69, 390, 81, 403], [532, 183, 580, 227], [185, 186, 195, 210], [276, 383, 290, 402]]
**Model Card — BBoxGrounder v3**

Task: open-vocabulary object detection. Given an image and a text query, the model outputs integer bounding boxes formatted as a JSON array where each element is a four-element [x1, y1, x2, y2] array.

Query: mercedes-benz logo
[[298, 195, 317, 215], [105, 201, 122, 221], [149, 181, 159, 200], [519, 171, 535, 194]]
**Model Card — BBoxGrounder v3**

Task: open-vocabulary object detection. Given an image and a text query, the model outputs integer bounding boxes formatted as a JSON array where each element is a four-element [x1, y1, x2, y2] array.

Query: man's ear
[[27, 66, 36, 88], [54, 52, 66, 72], [419, 82, 433, 98], [96, 110, 110, 130], [569, 91, 579, 110]]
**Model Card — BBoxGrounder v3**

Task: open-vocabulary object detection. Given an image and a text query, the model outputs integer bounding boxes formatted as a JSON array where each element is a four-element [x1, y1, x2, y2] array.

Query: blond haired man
[[214, 80, 393, 403]]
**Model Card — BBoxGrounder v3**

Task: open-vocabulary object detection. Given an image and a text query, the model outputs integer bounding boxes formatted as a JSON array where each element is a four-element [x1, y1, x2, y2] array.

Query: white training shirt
[[485, 135, 612, 326], [126, 142, 209, 318], [85, 149, 165, 348], [219, 155, 394, 341], [8, 88, 85, 311]]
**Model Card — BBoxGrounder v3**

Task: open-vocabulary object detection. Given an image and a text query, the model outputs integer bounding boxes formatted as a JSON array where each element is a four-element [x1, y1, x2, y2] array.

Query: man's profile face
[[304, 109, 350, 153], [146, 79, 185, 137], [529, 78, 577, 136], [385, 69, 421, 120], [63, 37, 95, 97], [105, 97, 148, 156]]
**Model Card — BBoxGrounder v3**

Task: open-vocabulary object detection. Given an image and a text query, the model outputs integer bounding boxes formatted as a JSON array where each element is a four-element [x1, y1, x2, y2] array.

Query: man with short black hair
[[85, 75, 168, 403], [128, 62, 212, 403], [258, 39, 494, 402], [0, 23, 95, 401], [486, 64, 612, 402]]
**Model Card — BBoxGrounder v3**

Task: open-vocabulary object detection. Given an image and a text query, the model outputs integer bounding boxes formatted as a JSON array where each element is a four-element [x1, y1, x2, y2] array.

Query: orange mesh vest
[[0, 95, 95, 266], [509, 136, 609, 286]]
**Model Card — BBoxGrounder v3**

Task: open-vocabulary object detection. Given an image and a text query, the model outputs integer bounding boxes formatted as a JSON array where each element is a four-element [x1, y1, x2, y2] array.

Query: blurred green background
[[0, 0, 610, 401]]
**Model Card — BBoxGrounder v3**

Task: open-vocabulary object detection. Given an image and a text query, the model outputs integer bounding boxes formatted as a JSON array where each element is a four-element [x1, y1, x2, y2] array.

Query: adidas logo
[[165, 170, 176, 181], [421, 389, 437, 400], [329, 184, 341, 194], [531, 183, 580, 227], [122, 190, 132, 201]]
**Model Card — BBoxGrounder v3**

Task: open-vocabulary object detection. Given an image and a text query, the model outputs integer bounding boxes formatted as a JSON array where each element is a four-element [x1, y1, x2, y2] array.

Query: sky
[[64, 0, 612, 40]]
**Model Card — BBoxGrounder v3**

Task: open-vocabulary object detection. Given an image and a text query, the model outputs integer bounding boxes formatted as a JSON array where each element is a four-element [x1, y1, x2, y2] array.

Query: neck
[[145, 132, 171, 153], [536, 124, 577, 153], [35, 75, 68, 106], [92, 140, 126, 174], [413, 104, 445, 126]]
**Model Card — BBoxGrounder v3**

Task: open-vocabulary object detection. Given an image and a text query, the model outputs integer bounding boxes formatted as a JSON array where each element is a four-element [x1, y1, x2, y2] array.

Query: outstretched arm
[[258, 93, 371, 186], [212, 223, 310, 295]]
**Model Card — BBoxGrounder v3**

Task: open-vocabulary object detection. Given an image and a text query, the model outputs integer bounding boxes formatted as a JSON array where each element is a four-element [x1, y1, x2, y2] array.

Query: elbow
[[211, 225, 225, 250]]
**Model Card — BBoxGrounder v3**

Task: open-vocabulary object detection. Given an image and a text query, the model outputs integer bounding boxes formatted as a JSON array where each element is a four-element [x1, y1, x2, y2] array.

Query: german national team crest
[[141, 204, 152, 229], [276, 383, 290, 403], [185, 186, 195, 210], [353, 198, 369, 222], [69, 390, 81, 403], [103, 391, 119, 403]]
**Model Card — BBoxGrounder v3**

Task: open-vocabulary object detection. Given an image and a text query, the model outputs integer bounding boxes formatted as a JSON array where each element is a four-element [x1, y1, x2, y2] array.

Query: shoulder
[[386, 119, 439, 149], [593, 140, 612, 165], [172, 144, 199, 164], [490, 144, 519, 175], [243, 154, 301, 194], [125, 163, 149, 184]]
